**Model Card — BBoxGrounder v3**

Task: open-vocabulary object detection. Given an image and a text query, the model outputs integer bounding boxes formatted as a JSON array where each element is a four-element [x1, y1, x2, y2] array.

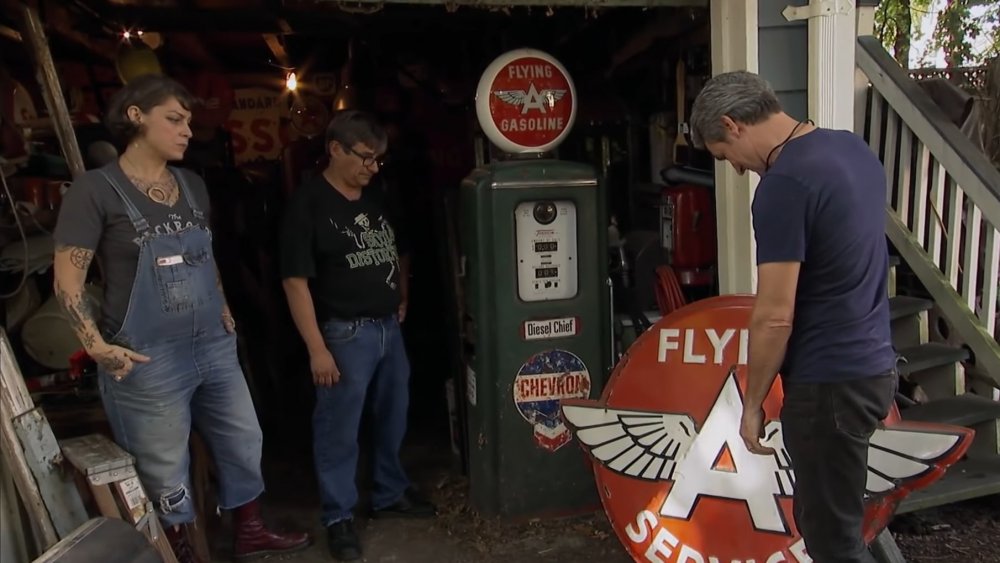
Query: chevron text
[[657, 328, 749, 365]]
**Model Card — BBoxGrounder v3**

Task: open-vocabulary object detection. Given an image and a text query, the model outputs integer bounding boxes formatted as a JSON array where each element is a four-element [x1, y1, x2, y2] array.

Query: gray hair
[[688, 71, 782, 148]]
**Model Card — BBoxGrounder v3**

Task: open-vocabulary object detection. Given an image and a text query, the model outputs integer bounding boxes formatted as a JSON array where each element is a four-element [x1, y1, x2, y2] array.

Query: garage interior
[[0, 0, 716, 559]]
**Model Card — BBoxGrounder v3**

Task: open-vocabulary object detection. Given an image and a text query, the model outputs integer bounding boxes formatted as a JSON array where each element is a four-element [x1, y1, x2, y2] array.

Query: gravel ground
[[891, 495, 1000, 563]]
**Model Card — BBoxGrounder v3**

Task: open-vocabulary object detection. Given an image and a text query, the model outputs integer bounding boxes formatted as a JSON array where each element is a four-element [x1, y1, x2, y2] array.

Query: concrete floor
[[200, 421, 630, 563]]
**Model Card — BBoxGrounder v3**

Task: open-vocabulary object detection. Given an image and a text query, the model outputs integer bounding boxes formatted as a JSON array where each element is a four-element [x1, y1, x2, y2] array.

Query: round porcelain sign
[[475, 48, 577, 154]]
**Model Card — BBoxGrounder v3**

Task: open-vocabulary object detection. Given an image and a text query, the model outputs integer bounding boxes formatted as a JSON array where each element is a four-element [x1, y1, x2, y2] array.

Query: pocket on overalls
[[153, 248, 211, 313]]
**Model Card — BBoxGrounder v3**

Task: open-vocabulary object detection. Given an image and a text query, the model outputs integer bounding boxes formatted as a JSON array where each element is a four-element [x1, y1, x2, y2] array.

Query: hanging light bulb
[[286, 72, 298, 91]]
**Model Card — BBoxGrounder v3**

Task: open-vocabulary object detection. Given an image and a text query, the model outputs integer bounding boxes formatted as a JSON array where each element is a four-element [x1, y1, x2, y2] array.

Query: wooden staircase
[[856, 36, 1000, 515], [884, 266, 1000, 514]]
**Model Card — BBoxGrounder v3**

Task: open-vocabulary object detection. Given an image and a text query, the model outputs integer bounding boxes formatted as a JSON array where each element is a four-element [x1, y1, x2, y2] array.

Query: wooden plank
[[895, 127, 913, 226], [0, 399, 58, 551], [962, 205, 982, 311], [11, 408, 89, 538], [945, 184, 964, 287], [896, 458, 1000, 514], [868, 91, 884, 156], [982, 225, 999, 336], [883, 108, 898, 205], [20, 5, 86, 179], [0, 330, 58, 551], [0, 329, 34, 417], [911, 141, 930, 247], [927, 161, 947, 266]]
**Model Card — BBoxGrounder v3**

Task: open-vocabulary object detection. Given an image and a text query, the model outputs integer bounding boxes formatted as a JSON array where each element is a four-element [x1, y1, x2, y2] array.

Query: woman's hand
[[222, 311, 236, 334], [90, 343, 151, 381]]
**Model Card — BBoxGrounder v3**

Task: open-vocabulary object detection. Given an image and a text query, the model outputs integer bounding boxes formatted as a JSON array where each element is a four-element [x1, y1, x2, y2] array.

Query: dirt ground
[[199, 421, 997, 563], [201, 422, 630, 563], [889, 495, 1000, 563]]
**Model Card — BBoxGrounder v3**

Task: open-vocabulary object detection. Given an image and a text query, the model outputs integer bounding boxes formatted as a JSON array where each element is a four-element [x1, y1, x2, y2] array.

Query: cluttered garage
[[0, 0, 720, 561]]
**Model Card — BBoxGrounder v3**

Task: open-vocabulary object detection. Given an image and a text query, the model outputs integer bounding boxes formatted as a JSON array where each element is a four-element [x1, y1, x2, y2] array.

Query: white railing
[[856, 36, 1000, 386]]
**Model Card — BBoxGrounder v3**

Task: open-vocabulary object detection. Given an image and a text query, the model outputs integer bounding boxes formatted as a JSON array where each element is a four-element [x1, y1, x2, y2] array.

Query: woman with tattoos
[[51, 74, 310, 562]]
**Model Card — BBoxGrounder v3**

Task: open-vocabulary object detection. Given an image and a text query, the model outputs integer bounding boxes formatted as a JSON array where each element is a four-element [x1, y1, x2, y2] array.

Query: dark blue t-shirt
[[752, 128, 897, 382]]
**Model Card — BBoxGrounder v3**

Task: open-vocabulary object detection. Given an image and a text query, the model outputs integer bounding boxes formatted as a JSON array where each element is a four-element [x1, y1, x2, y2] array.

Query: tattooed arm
[[53, 244, 149, 379]]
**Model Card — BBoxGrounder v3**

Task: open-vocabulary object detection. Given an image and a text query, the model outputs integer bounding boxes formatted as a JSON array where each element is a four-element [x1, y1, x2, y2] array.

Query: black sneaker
[[326, 519, 362, 561], [372, 489, 437, 519]]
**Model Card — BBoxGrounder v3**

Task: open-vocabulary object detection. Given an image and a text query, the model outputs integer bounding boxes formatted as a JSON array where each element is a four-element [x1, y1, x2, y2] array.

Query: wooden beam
[[21, 4, 87, 179], [262, 33, 290, 67], [0, 24, 22, 42], [0, 331, 59, 553]]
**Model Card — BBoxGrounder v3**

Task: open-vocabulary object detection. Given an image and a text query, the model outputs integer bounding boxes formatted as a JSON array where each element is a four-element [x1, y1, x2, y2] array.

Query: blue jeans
[[99, 332, 265, 527], [314, 315, 411, 525]]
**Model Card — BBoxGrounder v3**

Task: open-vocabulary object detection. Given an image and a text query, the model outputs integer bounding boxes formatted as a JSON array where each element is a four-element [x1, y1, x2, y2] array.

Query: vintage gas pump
[[458, 48, 612, 517]]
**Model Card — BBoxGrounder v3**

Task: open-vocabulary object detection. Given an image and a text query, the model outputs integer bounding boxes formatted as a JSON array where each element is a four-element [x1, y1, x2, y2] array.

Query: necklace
[[121, 154, 175, 204], [765, 119, 814, 172]]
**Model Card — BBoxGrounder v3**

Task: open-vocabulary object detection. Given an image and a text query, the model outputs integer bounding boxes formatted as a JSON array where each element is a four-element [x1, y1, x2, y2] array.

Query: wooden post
[[20, 4, 86, 179]]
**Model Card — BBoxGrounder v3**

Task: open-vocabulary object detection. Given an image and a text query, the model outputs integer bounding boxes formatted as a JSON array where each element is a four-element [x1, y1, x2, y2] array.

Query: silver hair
[[688, 71, 782, 148]]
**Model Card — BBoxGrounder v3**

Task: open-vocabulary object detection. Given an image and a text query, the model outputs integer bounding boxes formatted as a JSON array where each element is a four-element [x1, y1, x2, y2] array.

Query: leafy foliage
[[876, 0, 999, 68]]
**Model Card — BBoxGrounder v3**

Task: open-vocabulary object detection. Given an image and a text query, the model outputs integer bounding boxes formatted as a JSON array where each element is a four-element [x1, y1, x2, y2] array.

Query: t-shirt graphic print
[[338, 212, 400, 290]]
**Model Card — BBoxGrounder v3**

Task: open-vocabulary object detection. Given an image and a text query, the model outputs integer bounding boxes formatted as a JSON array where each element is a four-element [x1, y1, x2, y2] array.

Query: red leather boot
[[164, 524, 203, 563], [232, 499, 311, 560]]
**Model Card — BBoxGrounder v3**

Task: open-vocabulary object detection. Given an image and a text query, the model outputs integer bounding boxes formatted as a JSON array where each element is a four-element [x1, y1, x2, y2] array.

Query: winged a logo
[[564, 371, 967, 504], [494, 83, 567, 114], [558, 296, 974, 561]]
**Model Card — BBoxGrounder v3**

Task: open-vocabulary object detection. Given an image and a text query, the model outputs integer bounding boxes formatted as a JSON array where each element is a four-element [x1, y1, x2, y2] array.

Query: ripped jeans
[[98, 331, 265, 527]]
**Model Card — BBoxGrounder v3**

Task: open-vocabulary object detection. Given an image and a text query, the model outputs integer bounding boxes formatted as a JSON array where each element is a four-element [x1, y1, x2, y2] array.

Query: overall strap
[[168, 167, 205, 221], [97, 169, 150, 234]]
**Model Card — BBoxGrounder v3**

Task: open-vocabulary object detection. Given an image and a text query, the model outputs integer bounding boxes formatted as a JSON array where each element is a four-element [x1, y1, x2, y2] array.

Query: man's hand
[[398, 299, 408, 323], [310, 348, 341, 387], [90, 343, 151, 381], [740, 403, 776, 455]]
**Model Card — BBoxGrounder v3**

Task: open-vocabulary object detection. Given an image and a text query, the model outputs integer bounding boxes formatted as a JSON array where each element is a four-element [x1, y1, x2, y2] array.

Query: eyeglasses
[[343, 145, 387, 169]]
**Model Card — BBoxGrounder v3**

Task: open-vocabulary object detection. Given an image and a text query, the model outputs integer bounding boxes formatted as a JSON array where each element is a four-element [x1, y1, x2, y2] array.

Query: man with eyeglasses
[[280, 109, 435, 562]]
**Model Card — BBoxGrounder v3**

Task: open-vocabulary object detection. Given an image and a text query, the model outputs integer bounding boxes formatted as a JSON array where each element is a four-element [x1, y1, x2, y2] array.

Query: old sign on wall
[[562, 295, 972, 562]]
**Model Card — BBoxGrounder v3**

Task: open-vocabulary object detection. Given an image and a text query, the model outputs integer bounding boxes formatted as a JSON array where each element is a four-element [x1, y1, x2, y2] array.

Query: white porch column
[[711, 0, 760, 295], [783, 0, 858, 130], [853, 2, 877, 134]]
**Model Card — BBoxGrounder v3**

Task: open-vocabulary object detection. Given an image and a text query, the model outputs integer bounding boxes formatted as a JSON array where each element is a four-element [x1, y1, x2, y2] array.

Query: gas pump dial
[[515, 200, 578, 302]]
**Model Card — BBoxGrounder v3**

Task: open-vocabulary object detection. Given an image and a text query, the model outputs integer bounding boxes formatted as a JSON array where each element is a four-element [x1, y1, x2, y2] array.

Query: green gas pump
[[458, 48, 612, 517]]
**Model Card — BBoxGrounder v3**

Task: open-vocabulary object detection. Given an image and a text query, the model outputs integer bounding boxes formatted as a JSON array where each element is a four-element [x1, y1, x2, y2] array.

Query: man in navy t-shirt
[[689, 71, 898, 563]]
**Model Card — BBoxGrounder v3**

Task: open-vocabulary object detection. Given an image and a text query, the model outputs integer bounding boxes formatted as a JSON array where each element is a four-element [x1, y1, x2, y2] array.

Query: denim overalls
[[95, 166, 264, 527]]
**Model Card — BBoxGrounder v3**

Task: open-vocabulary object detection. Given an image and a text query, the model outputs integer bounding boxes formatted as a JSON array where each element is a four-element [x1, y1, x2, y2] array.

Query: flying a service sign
[[475, 48, 577, 154], [561, 295, 972, 563]]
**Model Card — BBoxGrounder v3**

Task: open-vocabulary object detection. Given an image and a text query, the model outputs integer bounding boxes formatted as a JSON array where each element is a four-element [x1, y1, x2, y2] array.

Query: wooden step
[[896, 343, 967, 399], [889, 295, 933, 321], [895, 458, 1000, 514], [899, 393, 1000, 427], [889, 296, 933, 349], [896, 343, 969, 377]]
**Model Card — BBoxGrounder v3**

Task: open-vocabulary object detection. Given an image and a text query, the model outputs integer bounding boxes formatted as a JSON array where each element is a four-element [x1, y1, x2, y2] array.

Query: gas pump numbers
[[514, 200, 578, 302]]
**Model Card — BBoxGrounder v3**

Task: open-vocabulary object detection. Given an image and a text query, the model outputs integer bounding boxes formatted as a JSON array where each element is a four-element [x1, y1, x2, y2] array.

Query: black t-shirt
[[279, 174, 409, 321], [52, 163, 212, 336]]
